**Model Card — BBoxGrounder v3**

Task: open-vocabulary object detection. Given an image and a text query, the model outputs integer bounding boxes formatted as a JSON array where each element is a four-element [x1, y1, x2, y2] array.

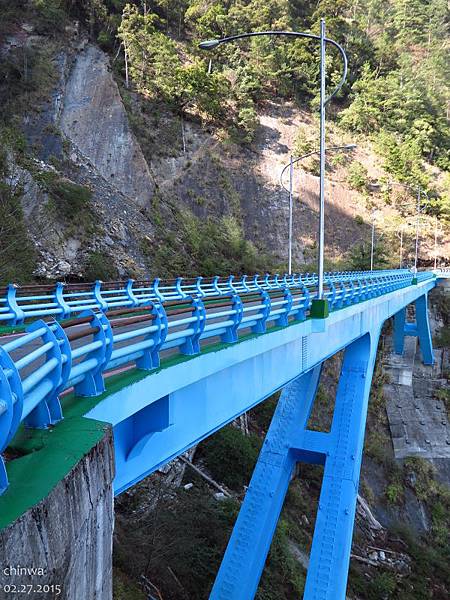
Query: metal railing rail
[[0, 269, 417, 326], [0, 269, 435, 494]]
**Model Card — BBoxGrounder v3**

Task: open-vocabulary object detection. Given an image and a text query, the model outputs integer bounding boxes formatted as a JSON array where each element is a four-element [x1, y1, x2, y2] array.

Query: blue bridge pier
[[0, 269, 444, 600]]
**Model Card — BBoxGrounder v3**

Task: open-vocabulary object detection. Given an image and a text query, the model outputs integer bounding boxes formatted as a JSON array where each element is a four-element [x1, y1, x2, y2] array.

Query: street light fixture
[[387, 182, 429, 276], [372, 181, 430, 274], [200, 21, 348, 315], [397, 224, 406, 269], [434, 216, 443, 270], [370, 209, 376, 272], [279, 144, 357, 274]]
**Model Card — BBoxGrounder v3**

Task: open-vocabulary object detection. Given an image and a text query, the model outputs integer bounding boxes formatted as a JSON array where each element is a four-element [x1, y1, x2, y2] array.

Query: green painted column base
[[412, 277, 418, 285], [311, 298, 329, 319]]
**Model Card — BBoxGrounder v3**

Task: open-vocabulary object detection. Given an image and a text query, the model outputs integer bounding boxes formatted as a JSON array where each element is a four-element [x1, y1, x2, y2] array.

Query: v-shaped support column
[[300, 332, 379, 599], [209, 365, 322, 600], [210, 330, 380, 600], [414, 294, 434, 365], [393, 293, 434, 365]]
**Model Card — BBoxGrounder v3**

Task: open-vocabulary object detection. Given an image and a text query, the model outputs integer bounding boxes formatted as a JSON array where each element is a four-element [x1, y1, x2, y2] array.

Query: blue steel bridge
[[0, 268, 445, 600]]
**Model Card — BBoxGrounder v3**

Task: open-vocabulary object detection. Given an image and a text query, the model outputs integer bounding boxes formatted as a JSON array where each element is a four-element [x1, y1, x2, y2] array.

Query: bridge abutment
[[0, 423, 114, 600]]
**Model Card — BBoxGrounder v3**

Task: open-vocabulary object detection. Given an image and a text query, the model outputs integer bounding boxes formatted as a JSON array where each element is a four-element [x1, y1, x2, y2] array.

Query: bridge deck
[[0, 270, 440, 600]]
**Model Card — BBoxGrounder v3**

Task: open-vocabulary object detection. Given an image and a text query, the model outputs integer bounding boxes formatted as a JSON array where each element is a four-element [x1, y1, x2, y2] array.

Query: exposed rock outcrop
[[60, 44, 155, 207]]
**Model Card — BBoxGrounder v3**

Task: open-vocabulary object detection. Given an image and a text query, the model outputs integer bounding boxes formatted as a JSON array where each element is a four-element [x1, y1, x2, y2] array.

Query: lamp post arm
[[200, 30, 347, 104], [279, 144, 356, 194], [279, 149, 319, 192]]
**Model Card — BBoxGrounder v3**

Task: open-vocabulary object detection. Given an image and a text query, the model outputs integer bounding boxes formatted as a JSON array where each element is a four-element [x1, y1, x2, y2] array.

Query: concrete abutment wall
[[0, 428, 114, 600]]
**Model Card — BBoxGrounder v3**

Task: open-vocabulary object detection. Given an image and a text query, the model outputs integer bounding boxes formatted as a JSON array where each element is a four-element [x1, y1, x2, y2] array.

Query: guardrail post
[[278, 288, 293, 327], [0, 367, 14, 494], [180, 298, 206, 355], [327, 279, 337, 309], [195, 276, 204, 296], [0, 346, 24, 451], [346, 280, 355, 305], [74, 311, 112, 396], [175, 277, 186, 298], [241, 275, 250, 292], [213, 276, 221, 295], [93, 280, 108, 311], [292, 273, 301, 287], [54, 282, 72, 320], [153, 278, 164, 302], [295, 283, 310, 321], [24, 320, 64, 429], [252, 274, 261, 290], [126, 279, 139, 307], [221, 294, 243, 343], [227, 275, 236, 294], [334, 280, 346, 309], [252, 291, 271, 334], [356, 278, 364, 303], [136, 303, 168, 370], [6, 284, 24, 326]]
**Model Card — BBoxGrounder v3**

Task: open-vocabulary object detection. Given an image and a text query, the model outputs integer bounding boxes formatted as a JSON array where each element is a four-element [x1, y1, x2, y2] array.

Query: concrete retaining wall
[[0, 428, 114, 600]]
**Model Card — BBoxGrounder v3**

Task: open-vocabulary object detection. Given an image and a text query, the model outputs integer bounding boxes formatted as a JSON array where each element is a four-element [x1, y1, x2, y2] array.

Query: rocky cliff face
[[4, 21, 447, 282], [60, 44, 155, 208]]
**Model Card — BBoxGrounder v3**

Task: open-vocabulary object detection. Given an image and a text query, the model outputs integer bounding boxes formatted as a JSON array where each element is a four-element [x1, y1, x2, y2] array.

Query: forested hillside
[[0, 0, 449, 284], [0, 3, 449, 600], [115, 0, 450, 193], [72, 0, 450, 207]]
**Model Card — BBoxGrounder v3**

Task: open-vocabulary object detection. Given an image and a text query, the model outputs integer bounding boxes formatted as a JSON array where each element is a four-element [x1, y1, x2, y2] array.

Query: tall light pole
[[381, 181, 429, 274], [318, 19, 326, 301], [288, 156, 294, 275], [398, 225, 404, 269], [370, 209, 376, 271], [199, 22, 348, 316], [414, 188, 421, 274], [434, 216, 438, 270], [280, 144, 357, 274], [434, 216, 443, 270]]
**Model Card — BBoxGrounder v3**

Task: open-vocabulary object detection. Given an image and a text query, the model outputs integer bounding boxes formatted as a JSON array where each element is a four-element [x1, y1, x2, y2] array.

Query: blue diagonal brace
[[302, 332, 379, 600], [209, 364, 322, 600], [393, 294, 434, 365], [393, 306, 406, 355], [414, 294, 434, 365]]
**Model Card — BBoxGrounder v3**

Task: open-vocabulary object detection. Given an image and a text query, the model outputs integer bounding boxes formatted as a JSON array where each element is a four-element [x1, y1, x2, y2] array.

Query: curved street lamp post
[[370, 209, 376, 271], [397, 224, 406, 269], [389, 183, 429, 275], [200, 20, 348, 314], [279, 144, 357, 274], [369, 181, 429, 272], [434, 216, 443, 270]]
